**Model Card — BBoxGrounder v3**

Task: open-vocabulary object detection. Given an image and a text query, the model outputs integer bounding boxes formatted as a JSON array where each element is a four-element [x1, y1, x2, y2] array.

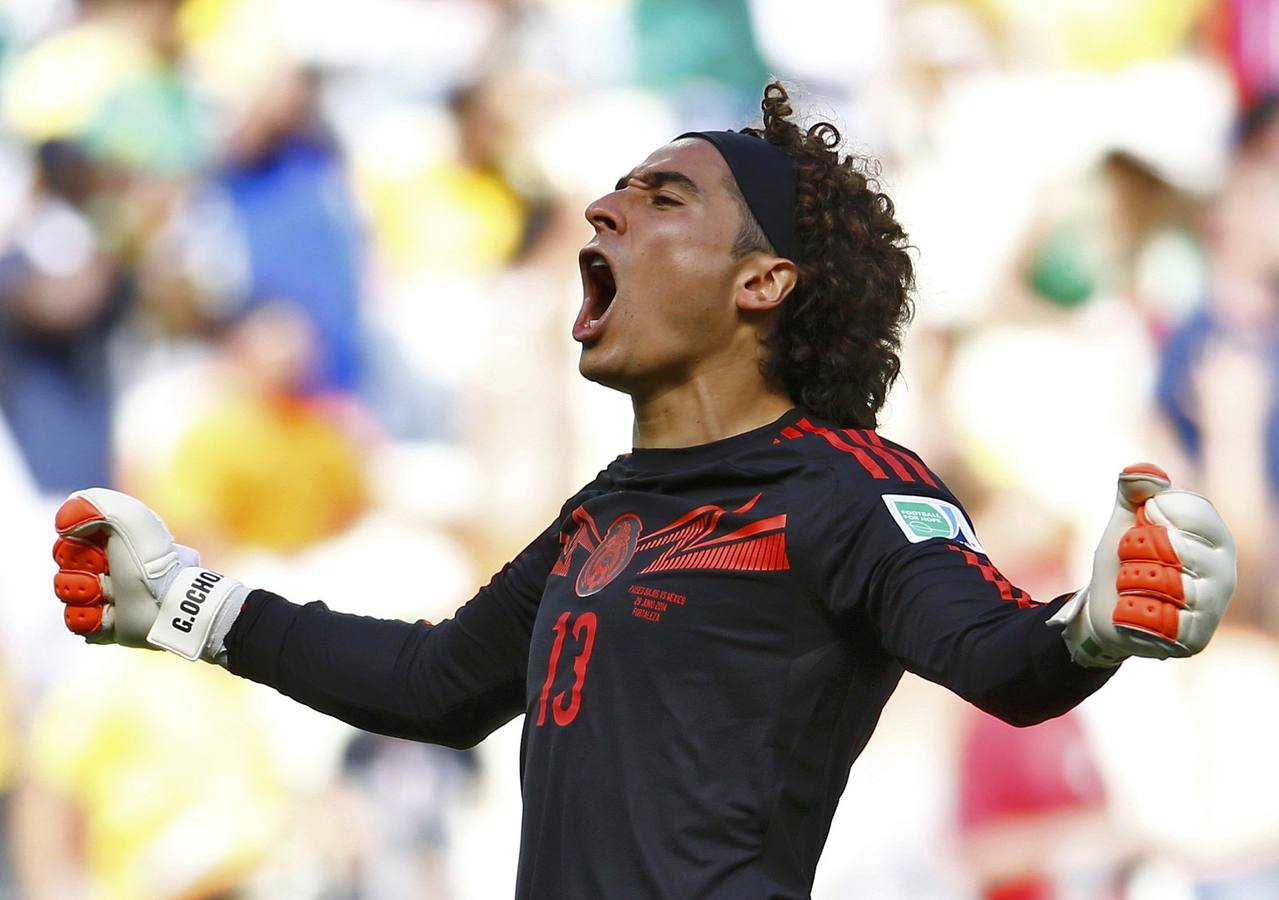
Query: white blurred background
[[1, 0, 1278, 898]]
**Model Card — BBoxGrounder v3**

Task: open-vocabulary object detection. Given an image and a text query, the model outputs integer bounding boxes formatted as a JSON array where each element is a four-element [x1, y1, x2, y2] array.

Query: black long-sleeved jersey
[[225, 407, 1115, 899]]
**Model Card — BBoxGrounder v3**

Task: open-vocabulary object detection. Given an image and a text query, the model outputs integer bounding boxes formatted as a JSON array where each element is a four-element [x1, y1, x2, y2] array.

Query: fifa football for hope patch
[[882, 494, 986, 554]]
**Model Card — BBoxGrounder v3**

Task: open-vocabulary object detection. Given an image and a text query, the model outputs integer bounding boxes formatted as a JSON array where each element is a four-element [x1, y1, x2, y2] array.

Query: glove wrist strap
[[148, 569, 247, 661], [1050, 588, 1127, 669]]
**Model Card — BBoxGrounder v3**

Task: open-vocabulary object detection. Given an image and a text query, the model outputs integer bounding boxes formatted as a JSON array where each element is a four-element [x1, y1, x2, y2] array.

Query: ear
[[735, 256, 798, 313]]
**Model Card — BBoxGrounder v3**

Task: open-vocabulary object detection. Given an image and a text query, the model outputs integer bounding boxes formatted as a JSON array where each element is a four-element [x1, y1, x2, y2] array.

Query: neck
[[630, 371, 794, 449]]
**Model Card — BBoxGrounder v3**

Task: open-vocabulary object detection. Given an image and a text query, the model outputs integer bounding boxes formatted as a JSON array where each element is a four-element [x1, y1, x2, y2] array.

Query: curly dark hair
[[732, 82, 914, 429]]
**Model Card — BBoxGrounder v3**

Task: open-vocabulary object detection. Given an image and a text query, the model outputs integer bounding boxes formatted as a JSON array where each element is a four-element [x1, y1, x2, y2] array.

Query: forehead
[[632, 138, 733, 193]]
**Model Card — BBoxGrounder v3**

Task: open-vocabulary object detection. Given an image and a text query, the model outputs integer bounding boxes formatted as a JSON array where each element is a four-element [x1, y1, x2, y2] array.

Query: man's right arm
[[54, 488, 568, 749], [224, 524, 561, 748]]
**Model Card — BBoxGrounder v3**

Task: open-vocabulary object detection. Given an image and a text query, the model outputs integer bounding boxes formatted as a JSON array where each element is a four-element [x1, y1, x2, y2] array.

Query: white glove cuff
[[206, 592, 248, 668], [1050, 587, 1128, 669], [148, 569, 248, 662], [1047, 588, 1087, 628]]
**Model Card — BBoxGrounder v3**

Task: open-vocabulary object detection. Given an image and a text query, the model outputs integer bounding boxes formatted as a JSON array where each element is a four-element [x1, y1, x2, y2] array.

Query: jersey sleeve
[[818, 469, 1115, 726], [224, 515, 565, 749]]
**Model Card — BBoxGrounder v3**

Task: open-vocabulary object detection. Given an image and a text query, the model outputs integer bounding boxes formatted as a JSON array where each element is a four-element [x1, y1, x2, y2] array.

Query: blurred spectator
[[1212, 0, 1279, 107], [951, 476, 1126, 899], [347, 71, 556, 446], [1080, 626, 1279, 899], [0, 139, 128, 494], [1022, 151, 1206, 332], [631, 0, 768, 126], [143, 302, 369, 555], [1234, 90, 1279, 166], [215, 65, 364, 394], [956, 711, 1125, 900], [4, 0, 202, 176], [327, 734, 479, 900], [1156, 108, 1279, 627], [354, 74, 546, 279], [12, 652, 285, 900]]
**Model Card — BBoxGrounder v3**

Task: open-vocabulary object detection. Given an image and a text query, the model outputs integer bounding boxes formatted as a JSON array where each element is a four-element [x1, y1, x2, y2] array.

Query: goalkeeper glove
[[52, 489, 247, 663], [1053, 464, 1236, 667]]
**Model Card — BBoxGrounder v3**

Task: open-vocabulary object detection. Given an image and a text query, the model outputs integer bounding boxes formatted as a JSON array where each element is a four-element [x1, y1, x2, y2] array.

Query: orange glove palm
[[1053, 465, 1236, 667]]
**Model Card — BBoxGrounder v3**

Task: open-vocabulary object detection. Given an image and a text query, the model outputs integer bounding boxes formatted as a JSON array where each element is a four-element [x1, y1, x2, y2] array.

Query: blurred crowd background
[[0, 0, 1276, 897]]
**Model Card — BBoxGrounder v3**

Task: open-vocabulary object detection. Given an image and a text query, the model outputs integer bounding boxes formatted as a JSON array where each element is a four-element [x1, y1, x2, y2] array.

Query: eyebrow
[[614, 169, 701, 196]]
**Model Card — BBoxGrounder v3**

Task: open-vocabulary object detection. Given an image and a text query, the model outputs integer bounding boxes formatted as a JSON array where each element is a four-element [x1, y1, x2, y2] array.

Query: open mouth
[[574, 248, 617, 342]]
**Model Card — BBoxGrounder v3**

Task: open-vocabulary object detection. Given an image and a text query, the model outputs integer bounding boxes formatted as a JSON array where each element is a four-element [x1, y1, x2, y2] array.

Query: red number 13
[[536, 611, 598, 727]]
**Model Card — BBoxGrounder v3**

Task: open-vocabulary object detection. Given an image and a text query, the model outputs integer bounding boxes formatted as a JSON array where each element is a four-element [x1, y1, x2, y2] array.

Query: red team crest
[[576, 514, 642, 596], [555, 495, 791, 598]]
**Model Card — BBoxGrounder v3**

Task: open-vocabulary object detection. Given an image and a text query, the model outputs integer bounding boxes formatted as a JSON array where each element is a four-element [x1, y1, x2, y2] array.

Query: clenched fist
[[1053, 464, 1236, 667], [53, 489, 247, 662]]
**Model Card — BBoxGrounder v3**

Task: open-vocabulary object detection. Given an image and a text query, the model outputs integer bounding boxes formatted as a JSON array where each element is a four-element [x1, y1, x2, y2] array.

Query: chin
[[577, 349, 635, 395]]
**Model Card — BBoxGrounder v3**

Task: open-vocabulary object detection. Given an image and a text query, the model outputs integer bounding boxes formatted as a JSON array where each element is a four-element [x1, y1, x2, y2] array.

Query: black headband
[[676, 130, 801, 263]]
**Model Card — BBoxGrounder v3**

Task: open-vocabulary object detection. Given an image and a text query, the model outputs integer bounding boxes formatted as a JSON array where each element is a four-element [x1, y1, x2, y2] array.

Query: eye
[[651, 193, 681, 207]]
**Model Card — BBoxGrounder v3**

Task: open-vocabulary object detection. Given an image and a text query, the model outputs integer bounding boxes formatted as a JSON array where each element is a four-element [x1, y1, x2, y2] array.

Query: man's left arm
[[847, 464, 1235, 725]]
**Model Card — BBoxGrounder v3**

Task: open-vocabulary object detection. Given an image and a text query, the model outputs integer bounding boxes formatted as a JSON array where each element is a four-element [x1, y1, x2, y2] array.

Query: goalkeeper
[[52, 82, 1235, 900]]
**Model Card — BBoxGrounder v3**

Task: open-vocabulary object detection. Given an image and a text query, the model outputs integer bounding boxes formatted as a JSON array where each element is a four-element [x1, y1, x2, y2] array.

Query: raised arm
[[224, 527, 559, 747], [826, 465, 1234, 725], [53, 489, 566, 748], [864, 538, 1109, 725]]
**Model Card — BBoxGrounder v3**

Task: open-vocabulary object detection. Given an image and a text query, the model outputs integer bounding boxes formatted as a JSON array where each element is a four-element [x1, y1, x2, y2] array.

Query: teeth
[[588, 318, 601, 327]]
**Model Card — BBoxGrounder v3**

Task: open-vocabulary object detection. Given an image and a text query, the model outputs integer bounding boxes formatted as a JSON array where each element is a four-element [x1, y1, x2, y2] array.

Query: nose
[[584, 190, 624, 235]]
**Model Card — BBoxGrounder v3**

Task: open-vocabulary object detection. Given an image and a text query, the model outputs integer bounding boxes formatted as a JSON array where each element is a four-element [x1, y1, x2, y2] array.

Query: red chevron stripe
[[844, 429, 913, 482], [639, 532, 789, 574], [861, 431, 939, 488], [691, 514, 787, 549], [946, 544, 1034, 608], [550, 506, 603, 576], [639, 494, 761, 544], [796, 418, 888, 479]]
